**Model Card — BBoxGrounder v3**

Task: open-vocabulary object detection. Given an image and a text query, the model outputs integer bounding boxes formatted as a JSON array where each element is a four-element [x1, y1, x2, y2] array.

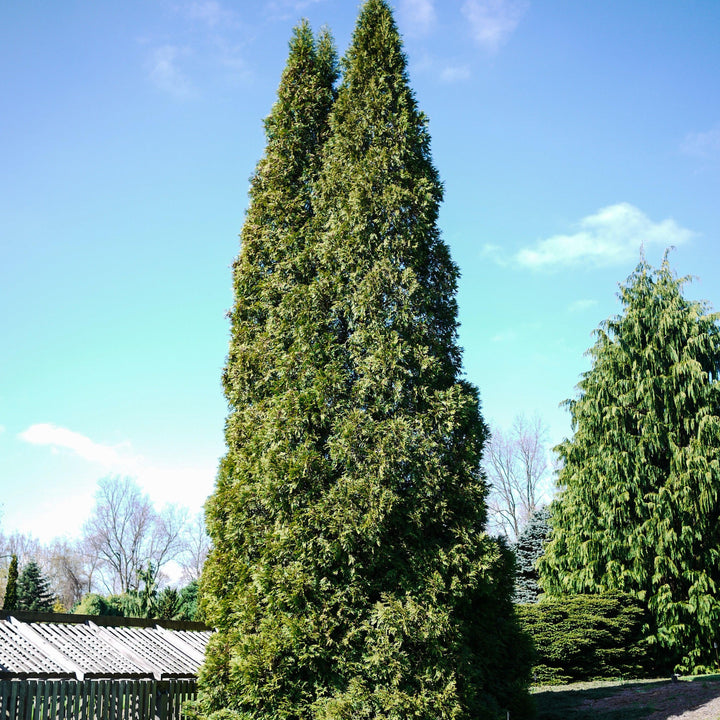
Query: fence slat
[[1, 679, 196, 720]]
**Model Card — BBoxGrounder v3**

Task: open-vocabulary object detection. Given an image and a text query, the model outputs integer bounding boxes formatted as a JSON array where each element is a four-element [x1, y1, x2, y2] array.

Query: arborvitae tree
[[514, 507, 551, 604], [16, 560, 54, 613], [2, 554, 18, 610], [196, 17, 341, 720], [539, 255, 720, 672], [197, 3, 531, 719]]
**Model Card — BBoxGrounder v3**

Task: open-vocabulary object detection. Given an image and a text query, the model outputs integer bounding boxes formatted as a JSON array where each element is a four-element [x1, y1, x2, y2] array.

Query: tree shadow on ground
[[533, 675, 720, 720]]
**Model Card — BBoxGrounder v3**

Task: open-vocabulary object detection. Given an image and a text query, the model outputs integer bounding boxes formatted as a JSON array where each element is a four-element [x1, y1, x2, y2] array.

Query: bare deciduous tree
[[179, 511, 211, 583], [83, 477, 188, 593], [41, 539, 91, 610], [484, 414, 553, 541]]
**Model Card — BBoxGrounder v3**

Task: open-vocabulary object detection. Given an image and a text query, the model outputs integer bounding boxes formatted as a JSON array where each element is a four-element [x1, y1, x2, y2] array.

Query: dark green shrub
[[517, 593, 657, 685]]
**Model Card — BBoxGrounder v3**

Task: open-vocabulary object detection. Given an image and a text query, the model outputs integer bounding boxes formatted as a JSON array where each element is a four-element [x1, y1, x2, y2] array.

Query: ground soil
[[534, 675, 720, 720], [588, 678, 720, 719]]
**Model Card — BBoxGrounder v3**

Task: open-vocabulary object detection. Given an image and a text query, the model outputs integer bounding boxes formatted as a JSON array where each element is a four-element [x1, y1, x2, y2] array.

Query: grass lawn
[[532, 674, 720, 720]]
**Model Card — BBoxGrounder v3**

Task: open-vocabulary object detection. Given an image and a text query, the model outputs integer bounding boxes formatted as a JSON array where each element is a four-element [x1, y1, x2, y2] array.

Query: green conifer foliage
[[196, 19, 341, 720], [3, 555, 18, 610], [514, 507, 551, 604], [539, 256, 720, 672], [16, 560, 54, 613], [197, 3, 530, 718]]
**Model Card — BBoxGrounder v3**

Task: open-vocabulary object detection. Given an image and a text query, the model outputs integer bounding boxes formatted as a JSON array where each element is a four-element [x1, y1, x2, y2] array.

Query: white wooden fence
[[0, 612, 211, 720]]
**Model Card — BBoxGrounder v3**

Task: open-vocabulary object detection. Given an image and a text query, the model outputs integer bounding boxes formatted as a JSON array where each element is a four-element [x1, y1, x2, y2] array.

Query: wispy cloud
[[148, 45, 195, 98], [461, 0, 528, 53], [480, 243, 509, 266], [681, 125, 720, 159], [185, 0, 237, 28], [19, 424, 133, 469], [440, 64, 471, 83], [19, 423, 216, 510], [515, 203, 695, 270], [491, 329, 518, 343], [568, 299, 598, 313], [265, 0, 325, 21], [399, 0, 437, 37]]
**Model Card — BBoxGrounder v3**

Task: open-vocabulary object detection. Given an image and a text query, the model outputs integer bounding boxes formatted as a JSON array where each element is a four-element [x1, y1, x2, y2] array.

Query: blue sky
[[2, 0, 719, 543]]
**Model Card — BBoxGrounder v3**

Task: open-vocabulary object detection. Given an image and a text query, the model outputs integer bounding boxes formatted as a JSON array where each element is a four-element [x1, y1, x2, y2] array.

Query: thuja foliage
[[16, 560, 54, 613], [196, 2, 531, 718], [2, 555, 18, 611], [514, 507, 551, 604], [539, 255, 720, 672], [517, 594, 652, 685]]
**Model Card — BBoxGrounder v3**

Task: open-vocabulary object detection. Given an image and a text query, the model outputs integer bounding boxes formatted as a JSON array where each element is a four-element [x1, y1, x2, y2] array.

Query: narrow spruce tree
[[514, 507, 551, 604], [197, 3, 531, 718], [539, 255, 720, 672], [16, 560, 54, 613], [3, 555, 18, 610]]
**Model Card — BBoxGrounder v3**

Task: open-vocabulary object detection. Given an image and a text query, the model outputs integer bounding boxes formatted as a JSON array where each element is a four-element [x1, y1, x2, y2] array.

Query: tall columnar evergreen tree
[[539, 255, 720, 672], [3, 554, 18, 610], [513, 507, 551, 604], [197, 2, 530, 719], [16, 560, 54, 613], [196, 17, 343, 720]]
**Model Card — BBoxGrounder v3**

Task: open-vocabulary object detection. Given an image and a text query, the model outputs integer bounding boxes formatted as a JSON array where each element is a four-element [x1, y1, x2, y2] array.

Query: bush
[[516, 593, 659, 685], [73, 593, 126, 616]]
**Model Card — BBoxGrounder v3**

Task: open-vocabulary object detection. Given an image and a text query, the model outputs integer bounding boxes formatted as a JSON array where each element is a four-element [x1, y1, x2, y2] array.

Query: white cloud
[[568, 299, 598, 313], [265, 0, 325, 21], [19, 423, 133, 468], [440, 64, 471, 83], [148, 45, 195, 99], [491, 329, 518, 343], [399, 0, 436, 37], [515, 203, 695, 270], [480, 243, 509, 266], [18, 423, 217, 513], [681, 125, 720, 159], [185, 1, 237, 28], [461, 0, 528, 53]]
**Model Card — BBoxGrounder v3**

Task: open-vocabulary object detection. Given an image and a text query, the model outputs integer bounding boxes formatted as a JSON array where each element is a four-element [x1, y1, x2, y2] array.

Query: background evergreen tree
[[539, 255, 720, 672], [2, 554, 18, 610], [176, 580, 199, 622], [514, 507, 551, 604], [16, 560, 54, 612], [198, 2, 531, 718]]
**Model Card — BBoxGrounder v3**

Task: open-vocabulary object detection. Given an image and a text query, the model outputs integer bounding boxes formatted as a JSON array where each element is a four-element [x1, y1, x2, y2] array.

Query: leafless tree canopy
[[82, 477, 188, 593], [1, 477, 210, 606], [484, 414, 553, 541], [179, 511, 210, 583]]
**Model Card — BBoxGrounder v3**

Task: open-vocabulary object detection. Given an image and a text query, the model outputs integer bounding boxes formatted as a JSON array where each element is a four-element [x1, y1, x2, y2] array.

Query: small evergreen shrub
[[517, 593, 656, 684]]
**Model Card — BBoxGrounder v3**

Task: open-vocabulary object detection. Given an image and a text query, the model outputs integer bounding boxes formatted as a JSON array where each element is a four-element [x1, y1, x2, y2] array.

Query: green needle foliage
[[16, 560, 54, 613], [539, 255, 720, 672], [3, 554, 18, 611], [197, 2, 530, 719], [514, 507, 551, 604]]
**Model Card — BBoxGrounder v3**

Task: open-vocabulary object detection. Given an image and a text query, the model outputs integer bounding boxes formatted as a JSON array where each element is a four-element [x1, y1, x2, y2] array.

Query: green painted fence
[[0, 678, 196, 720]]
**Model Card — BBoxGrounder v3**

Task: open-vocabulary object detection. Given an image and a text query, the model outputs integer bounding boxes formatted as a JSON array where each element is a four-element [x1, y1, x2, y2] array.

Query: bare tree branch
[[484, 414, 553, 541], [82, 476, 189, 592]]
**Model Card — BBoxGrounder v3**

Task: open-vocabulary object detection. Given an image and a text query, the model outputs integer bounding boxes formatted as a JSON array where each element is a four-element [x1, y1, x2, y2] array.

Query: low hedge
[[516, 593, 659, 685]]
